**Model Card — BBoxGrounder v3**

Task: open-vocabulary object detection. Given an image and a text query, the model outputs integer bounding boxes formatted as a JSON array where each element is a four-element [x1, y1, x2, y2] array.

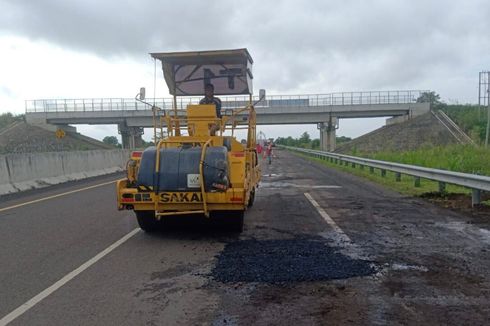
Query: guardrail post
[[284, 146, 490, 201], [471, 189, 481, 206], [438, 182, 446, 194], [414, 177, 421, 187]]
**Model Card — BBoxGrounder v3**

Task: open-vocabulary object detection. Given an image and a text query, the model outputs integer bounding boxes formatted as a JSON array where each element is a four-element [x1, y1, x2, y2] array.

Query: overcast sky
[[1, 0, 489, 141]]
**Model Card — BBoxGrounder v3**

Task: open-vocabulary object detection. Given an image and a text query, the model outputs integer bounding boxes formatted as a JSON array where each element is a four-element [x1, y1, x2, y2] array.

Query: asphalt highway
[[0, 150, 489, 325]]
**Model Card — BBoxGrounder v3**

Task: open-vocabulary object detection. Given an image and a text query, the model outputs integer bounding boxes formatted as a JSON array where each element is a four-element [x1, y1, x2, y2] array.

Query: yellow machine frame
[[117, 101, 260, 217], [117, 49, 260, 231]]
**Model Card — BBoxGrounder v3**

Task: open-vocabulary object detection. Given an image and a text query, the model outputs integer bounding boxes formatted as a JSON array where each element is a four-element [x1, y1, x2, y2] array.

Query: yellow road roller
[[116, 49, 261, 232]]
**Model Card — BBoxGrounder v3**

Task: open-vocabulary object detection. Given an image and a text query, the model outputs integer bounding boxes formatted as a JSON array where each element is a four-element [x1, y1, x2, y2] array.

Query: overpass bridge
[[25, 90, 430, 150]]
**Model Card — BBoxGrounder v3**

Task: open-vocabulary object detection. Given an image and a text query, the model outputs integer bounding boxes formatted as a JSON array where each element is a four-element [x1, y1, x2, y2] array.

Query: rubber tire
[[247, 188, 255, 207], [135, 211, 159, 233], [229, 210, 244, 233]]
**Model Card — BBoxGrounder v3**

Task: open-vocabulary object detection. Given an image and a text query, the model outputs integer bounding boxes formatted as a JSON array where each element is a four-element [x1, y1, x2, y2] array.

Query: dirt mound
[[335, 112, 458, 154], [0, 122, 114, 154]]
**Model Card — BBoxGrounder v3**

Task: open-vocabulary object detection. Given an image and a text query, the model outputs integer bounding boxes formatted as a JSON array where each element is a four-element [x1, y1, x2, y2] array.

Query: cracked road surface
[[1, 149, 489, 325]]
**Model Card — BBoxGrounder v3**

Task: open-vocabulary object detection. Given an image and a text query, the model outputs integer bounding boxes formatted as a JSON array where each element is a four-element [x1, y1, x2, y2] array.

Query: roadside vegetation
[[275, 132, 351, 149], [278, 92, 490, 177], [352, 145, 490, 177], [418, 91, 488, 144], [352, 91, 490, 176], [0, 112, 24, 130], [440, 105, 487, 144], [295, 151, 471, 197], [102, 135, 155, 149], [279, 92, 490, 206]]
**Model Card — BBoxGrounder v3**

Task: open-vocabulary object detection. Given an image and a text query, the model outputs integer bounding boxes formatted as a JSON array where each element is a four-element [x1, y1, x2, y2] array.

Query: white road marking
[[304, 192, 351, 243], [0, 180, 117, 213], [0, 228, 140, 326], [261, 182, 341, 189]]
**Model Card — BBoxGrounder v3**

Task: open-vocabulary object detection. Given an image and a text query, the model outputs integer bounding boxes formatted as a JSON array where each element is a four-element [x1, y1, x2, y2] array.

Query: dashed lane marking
[[0, 180, 117, 213], [304, 192, 352, 243], [261, 182, 341, 189], [0, 228, 140, 326]]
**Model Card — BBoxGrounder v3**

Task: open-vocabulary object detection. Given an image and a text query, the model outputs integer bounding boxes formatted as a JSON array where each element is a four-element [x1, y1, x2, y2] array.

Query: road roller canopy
[[150, 49, 253, 96]]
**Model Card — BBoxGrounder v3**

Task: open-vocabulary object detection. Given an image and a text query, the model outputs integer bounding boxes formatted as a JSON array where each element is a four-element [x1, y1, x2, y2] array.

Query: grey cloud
[[0, 85, 15, 97], [1, 0, 489, 100]]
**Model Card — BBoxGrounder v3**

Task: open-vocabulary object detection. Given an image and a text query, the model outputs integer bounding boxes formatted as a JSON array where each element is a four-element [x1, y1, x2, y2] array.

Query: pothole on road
[[211, 237, 376, 283]]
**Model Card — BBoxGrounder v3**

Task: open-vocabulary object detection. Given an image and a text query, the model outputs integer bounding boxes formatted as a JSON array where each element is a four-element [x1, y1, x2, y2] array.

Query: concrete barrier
[[0, 156, 15, 194], [0, 149, 131, 196]]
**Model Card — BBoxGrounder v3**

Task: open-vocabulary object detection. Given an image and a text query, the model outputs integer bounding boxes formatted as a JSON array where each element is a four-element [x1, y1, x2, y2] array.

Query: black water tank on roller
[[137, 146, 229, 192]]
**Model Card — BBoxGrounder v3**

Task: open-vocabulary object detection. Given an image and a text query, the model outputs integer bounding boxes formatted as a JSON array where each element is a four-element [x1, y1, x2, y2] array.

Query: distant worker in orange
[[265, 141, 273, 165], [256, 143, 263, 154], [200, 83, 222, 135]]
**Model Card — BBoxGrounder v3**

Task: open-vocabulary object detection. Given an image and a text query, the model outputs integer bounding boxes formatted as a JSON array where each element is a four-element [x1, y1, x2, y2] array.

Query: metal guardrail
[[282, 146, 489, 206], [25, 90, 429, 113]]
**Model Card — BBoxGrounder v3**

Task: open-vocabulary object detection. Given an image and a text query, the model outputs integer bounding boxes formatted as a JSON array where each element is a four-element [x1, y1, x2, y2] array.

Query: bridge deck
[[26, 90, 428, 113], [25, 90, 431, 126]]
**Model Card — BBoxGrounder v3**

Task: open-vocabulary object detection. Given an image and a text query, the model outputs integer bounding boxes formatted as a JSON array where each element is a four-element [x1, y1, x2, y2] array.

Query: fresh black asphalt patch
[[211, 237, 376, 283]]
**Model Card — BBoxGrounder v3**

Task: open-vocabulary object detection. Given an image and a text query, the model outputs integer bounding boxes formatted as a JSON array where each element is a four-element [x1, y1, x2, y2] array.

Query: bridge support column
[[318, 117, 338, 152], [118, 123, 144, 149]]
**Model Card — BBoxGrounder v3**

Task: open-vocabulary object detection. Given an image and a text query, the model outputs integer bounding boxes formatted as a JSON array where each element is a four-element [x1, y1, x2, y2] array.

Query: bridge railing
[[281, 146, 489, 207], [25, 90, 429, 113]]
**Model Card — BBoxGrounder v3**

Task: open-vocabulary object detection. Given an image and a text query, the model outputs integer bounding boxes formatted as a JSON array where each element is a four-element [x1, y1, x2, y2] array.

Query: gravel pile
[[212, 237, 375, 283]]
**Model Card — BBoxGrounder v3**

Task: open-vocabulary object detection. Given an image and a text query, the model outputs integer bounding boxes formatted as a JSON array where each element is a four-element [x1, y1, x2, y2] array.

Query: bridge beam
[[319, 117, 337, 152], [118, 123, 143, 149]]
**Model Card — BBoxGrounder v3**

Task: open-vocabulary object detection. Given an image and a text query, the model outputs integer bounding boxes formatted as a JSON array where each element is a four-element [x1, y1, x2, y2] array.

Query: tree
[[299, 131, 311, 144], [0, 112, 22, 129], [140, 139, 155, 148], [336, 136, 352, 144], [416, 91, 443, 109], [102, 136, 119, 146], [311, 138, 320, 149]]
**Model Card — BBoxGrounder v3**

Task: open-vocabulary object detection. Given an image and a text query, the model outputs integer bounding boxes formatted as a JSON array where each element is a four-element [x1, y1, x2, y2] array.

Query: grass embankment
[[440, 105, 487, 144], [0, 112, 23, 130], [365, 145, 490, 176], [297, 152, 471, 197], [296, 144, 490, 202]]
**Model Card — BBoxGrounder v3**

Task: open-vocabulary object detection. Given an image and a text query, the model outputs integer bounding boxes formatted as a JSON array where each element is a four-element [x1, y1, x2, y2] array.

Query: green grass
[[295, 152, 471, 197], [0, 112, 23, 130], [440, 105, 487, 144], [362, 145, 490, 177]]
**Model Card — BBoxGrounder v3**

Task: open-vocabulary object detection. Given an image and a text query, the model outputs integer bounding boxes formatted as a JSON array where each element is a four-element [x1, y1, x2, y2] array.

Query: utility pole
[[479, 71, 490, 147], [487, 82, 490, 147], [478, 71, 482, 120]]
